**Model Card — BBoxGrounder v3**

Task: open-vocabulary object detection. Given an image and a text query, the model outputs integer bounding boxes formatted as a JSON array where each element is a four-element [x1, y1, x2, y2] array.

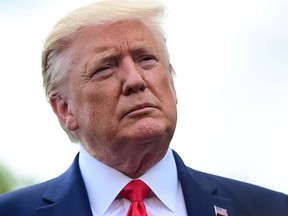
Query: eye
[[91, 63, 116, 80], [95, 65, 113, 74], [140, 55, 158, 62], [138, 55, 158, 70]]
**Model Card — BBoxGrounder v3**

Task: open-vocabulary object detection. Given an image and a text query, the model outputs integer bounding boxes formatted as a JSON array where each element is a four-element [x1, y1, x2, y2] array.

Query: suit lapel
[[33, 154, 93, 216], [173, 150, 235, 216]]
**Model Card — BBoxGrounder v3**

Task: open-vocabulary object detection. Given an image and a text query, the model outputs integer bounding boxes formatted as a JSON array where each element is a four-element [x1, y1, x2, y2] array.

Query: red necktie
[[120, 180, 151, 216]]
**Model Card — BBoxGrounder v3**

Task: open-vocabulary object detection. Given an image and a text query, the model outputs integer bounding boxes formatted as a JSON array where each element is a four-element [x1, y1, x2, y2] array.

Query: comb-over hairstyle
[[42, 0, 169, 142]]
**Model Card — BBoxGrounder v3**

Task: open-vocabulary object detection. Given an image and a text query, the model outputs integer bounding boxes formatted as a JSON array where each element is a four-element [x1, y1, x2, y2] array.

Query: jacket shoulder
[[187, 167, 288, 214], [173, 150, 288, 215], [0, 179, 55, 216], [0, 154, 83, 216]]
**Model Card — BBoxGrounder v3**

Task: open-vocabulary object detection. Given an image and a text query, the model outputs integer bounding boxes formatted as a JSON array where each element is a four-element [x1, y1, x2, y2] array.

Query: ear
[[49, 93, 79, 131]]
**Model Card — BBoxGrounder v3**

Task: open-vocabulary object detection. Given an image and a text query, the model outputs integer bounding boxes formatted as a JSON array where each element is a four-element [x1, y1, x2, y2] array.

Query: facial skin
[[51, 21, 177, 178]]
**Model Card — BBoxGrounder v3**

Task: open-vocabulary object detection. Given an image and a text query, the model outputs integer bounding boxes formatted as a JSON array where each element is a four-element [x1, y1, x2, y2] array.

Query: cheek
[[76, 87, 120, 125], [154, 75, 177, 120], [149, 73, 176, 103], [168, 78, 177, 104]]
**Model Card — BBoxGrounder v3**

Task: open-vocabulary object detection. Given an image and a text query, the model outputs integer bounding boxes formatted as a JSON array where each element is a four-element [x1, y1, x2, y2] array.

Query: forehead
[[69, 21, 160, 56]]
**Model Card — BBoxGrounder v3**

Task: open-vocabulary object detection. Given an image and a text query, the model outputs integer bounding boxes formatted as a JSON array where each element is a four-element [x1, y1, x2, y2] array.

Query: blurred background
[[0, 0, 287, 194]]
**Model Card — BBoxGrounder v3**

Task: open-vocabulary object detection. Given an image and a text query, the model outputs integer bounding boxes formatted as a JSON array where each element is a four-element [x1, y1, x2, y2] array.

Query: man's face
[[56, 21, 177, 163]]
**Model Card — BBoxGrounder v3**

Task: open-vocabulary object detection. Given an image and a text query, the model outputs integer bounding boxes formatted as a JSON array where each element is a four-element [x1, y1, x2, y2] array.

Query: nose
[[121, 57, 147, 95]]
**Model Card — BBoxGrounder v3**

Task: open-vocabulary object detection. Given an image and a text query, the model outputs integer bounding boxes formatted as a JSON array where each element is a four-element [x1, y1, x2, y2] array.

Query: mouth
[[124, 103, 157, 118]]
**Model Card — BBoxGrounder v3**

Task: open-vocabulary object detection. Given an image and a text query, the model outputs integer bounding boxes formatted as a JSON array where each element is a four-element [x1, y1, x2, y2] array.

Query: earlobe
[[49, 94, 79, 131]]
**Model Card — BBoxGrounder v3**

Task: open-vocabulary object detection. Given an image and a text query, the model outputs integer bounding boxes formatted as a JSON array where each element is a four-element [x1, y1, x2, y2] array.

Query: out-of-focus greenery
[[0, 163, 16, 194], [0, 163, 35, 194]]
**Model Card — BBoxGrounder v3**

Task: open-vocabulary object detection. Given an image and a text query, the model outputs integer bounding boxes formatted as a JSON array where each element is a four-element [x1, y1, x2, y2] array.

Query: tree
[[0, 163, 35, 194], [0, 163, 17, 194]]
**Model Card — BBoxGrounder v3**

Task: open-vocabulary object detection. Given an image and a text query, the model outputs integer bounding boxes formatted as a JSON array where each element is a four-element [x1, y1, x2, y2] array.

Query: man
[[0, 0, 287, 215]]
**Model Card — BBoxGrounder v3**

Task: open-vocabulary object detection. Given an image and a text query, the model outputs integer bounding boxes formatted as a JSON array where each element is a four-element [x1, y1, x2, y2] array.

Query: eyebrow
[[84, 42, 159, 74], [129, 42, 158, 56], [84, 48, 118, 75]]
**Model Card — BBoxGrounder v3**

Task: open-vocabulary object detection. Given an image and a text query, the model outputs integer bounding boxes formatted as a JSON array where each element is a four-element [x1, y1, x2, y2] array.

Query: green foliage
[[0, 163, 17, 194], [0, 163, 35, 194]]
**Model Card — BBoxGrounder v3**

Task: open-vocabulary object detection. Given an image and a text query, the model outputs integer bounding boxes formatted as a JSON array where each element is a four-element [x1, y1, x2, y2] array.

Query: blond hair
[[42, 0, 169, 142]]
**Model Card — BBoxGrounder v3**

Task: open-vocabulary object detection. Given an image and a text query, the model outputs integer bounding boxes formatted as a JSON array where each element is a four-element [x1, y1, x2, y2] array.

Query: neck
[[86, 142, 169, 179], [114, 148, 168, 178]]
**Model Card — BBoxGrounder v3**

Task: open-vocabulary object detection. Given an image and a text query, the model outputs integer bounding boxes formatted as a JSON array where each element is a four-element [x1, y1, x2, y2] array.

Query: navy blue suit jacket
[[0, 151, 287, 216]]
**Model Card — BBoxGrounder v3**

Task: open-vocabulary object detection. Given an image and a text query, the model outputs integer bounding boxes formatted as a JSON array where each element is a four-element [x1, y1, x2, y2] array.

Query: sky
[[0, 0, 287, 194]]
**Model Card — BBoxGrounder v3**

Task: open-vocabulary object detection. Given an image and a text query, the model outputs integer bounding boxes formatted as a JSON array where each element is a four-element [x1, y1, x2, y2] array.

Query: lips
[[124, 103, 157, 118]]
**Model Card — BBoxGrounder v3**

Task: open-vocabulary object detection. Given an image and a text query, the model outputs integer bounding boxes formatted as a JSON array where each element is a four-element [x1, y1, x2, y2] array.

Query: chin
[[124, 120, 174, 144]]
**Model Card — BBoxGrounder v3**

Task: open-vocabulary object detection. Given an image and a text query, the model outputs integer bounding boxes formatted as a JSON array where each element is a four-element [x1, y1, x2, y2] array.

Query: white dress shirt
[[79, 146, 188, 216]]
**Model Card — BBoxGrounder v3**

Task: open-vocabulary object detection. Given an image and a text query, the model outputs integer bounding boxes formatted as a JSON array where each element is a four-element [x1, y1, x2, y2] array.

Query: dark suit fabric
[[0, 151, 287, 216]]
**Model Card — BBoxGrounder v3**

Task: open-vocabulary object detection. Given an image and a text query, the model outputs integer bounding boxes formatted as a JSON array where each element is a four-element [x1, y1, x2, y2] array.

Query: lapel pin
[[214, 205, 228, 216]]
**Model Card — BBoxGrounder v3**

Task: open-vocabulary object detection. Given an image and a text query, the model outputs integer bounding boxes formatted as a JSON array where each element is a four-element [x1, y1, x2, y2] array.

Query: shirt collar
[[79, 146, 178, 215], [139, 149, 178, 212]]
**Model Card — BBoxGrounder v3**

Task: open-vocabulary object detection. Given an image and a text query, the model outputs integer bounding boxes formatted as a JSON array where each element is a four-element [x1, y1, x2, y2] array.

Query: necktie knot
[[120, 180, 151, 202], [120, 180, 151, 216]]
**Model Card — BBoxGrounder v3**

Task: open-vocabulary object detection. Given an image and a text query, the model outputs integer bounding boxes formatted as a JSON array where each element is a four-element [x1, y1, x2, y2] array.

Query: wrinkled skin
[[50, 21, 177, 178]]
